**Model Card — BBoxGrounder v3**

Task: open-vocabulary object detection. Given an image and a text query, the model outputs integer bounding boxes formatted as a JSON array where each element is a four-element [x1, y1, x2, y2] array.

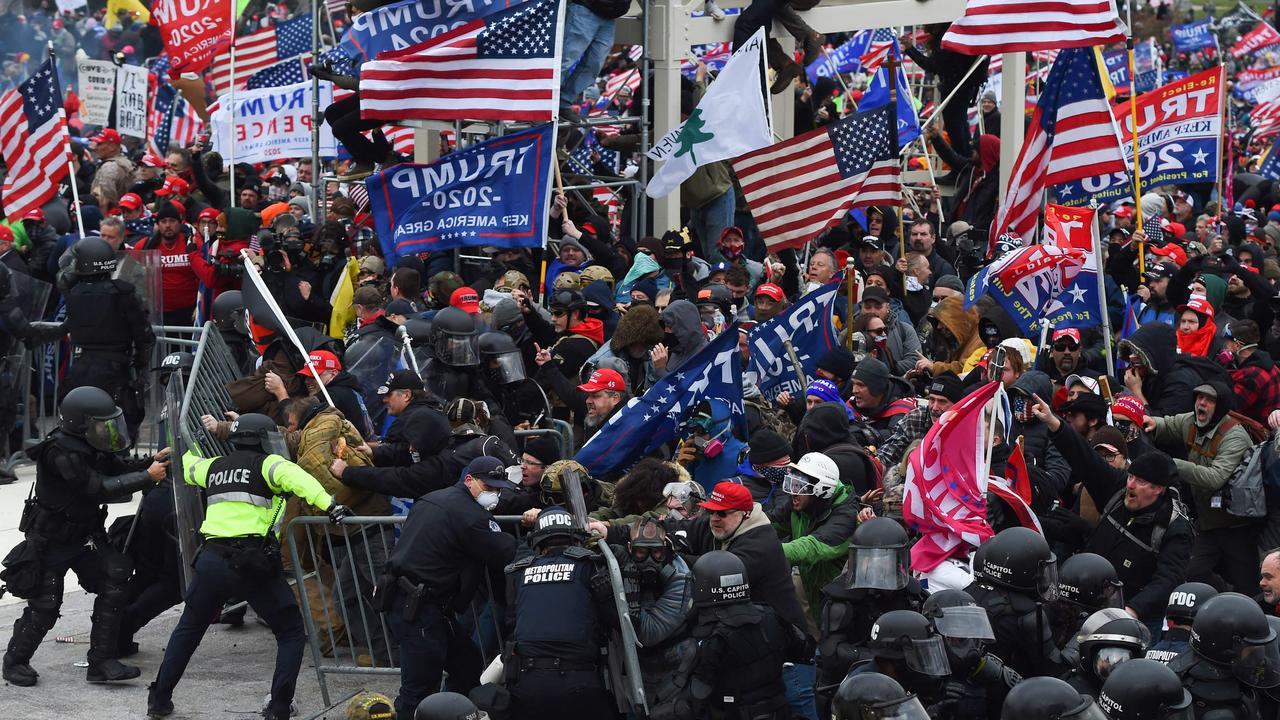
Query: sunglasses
[[1052, 341, 1079, 352], [708, 509, 741, 518], [551, 309, 568, 317]]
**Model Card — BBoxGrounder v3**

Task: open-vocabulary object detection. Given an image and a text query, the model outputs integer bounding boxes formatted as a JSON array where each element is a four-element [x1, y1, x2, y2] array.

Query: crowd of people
[[11, 0, 1280, 718]]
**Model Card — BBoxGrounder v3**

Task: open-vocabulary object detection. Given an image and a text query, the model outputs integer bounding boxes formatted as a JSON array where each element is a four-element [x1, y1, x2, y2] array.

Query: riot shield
[[2, 277, 53, 462], [116, 251, 166, 322], [165, 373, 201, 591], [346, 336, 395, 430], [598, 540, 648, 716], [560, 467, 591, 533]]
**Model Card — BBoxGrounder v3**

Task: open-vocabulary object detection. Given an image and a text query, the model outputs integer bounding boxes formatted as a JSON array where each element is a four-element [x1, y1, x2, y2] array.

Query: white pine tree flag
[[644, 28, 771, 198]]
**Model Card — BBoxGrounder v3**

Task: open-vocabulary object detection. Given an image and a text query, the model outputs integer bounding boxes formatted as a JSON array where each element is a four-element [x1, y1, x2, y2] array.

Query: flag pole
[[543, 0, 569, 300], [50, 42, 86, 238], [845, 258, 856, 349], [884, 50, 906, 297], [228, 1, 237, 210], [1091, 204, 1113, 370], [1125, 0, 1145, 281], [311, 4, 322, 221]]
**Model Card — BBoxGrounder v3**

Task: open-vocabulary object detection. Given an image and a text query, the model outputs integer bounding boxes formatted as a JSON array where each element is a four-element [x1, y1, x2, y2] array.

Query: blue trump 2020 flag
[[857, 40, 920, 147], [1172, 17, 1218, 53], [748, 280, 840, 402], [367, 123, 554, 265], [575, 328, 745, 477]]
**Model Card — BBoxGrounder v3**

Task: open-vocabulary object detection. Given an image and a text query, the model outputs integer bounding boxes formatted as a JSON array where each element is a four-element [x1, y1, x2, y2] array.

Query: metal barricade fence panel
[[284, 514, 529, 709]]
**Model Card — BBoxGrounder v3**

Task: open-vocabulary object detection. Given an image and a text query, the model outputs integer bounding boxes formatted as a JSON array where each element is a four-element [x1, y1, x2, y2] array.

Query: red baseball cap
[[297, 350, 342, 378], [91, 128, 122, 144], [1113, 205, 1134, 218], [699, 481, 753, 512], [577, 368, 625, 393], [1051, 328, 1081, 345], [0, 225, 13, 243], [450, 286, 481, 313], [196, 207, 221, 221], [1178, 294, 1214, 320], [118, 192, 143, 211], [755, 283, 785, 302], [1112, 395, 1146, 426], [23, 207, 44, 222], [156, 176, 190, 196], [1148, 243, 1187, 267], [140, 151, 165, 168]]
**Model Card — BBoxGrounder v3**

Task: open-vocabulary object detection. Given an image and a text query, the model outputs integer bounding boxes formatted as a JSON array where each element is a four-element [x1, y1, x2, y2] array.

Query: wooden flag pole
[[884, 50, 906, 298], [1124, 2, 1145, 281]]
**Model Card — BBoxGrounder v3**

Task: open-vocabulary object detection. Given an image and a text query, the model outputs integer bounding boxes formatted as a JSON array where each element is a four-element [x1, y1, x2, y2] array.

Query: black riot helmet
[[1057, 552, 1124, 613], [973, 526, 1058, 600], [1165, 582, 1217, 627], [59, 386, 131, 452], [1075, 608, 1151, 683], [154, 351, 195, 387], [831, 672, 930, 720], [550, 289, 587, 316], [922, 589, 995, 672], [695, 282, 734, 321], [867, 610, 952, 678], [431, 306, 478, 367], [847, 517, 910, 591], [211, 290, 249, 335], [1190, 591, 1280, 687], [227, 413, 287, 455], [1001, 677, 1109, 720], [414, 692, 482, 720], [74, 237, 118, 277], [404, 317, 433, 343], [692, 550, 750, 608], [1097, 658, 1193, 720], [527, 506, 583, 551], [478, 331, 526, 384]]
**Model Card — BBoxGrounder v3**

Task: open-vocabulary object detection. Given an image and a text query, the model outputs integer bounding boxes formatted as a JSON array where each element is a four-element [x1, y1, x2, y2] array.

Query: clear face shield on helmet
[[662, 481, 705, 518], [903, 636, 953, 677], [1233, 635, 1280, 688], [1037, 555, 1061, 601], [847, 544, 911, 591], [232, 308, 250, 336], [84, 406, 132, 452], [1092, 646, 1136, 681], [849, 695, 932, 720], [436, 331, 479, 366], [262, 429, 290, 458], [986, 345, 1007, 383], [486, 350, 526, 384], [782, 470, 817, 496], [931, 605, 996, 642]]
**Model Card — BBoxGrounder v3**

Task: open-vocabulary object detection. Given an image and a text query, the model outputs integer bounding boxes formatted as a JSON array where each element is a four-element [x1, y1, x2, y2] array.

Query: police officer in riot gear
[[818, 517, 925, 714], [2, 386, 169, 687], [0, 261, 63, 483], [415, 692, 485, 720], [923, 589, 1021, 718], [846, 610, 952, 710], [1001, 676, 1110, 720], [831, 672, 931, 720], [478, 331, 549, 428], [210, 289, 259, 376], [423, 306, 494, 406], [1064, 608, 1151, 698], [1050, 552, 1125, 652], [504, 507, 615, 719], [965, 526, 1067, 678], [60, 236, 156, 438], [651, 550, 804, 720], [147, 413, 348, 719], [1098, 658, 1195, 720], [1146, 582, 1217, 663], [1168, 591, 1280, 718]]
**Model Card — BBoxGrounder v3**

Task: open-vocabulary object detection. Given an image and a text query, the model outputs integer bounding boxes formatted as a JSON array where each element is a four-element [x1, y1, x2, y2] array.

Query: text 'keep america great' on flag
[[941, 0, 1125, 54], [733, 103, 901, 254], [0, 59, 69, 222], [359, 0, 561, 123], [209, 13, 312, 98]]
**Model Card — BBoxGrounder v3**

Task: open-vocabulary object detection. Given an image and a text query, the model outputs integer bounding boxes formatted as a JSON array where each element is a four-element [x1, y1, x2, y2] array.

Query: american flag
[[246, 56, 309, 89], [0, 59, 69, 221], [209, 14, 313, 98], [148, 82, 206, 157], [360, 0, 559, 122], [1252, 97, 1280, 139], [858, 41, 894, 75], [733, 104, 901, 253], [990, 48, 1125, 247], [172, 93, 205, 148], [941, 0, 1125, 54], [601, 68, 640, 106], [627, 45, 643, 61]]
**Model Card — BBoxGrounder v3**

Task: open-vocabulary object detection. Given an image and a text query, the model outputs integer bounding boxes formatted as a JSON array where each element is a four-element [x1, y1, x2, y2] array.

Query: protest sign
[[114, 64, 149, 139], [209, 80, 336, 165], [1057, 67, 1223, 207], [366, 123, 554, 263], [747, 280, 841, 402], [77, 59, 116, 127], [1172, 17, 1217, 53], [151, 0, 231, 76], [1234, 66, 1280, 102], [336, 0, 514, 67]]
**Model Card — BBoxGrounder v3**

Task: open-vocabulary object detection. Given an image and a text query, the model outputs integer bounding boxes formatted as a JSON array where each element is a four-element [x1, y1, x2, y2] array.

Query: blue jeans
[[783, 662, 818, 720], [560, 3, 615, 109], [689, 186, 736, 263]]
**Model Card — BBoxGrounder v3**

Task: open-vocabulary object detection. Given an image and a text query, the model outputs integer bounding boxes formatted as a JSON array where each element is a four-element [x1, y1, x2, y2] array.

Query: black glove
[[589, 568, 613, 602], [328, 504, 354, 525]]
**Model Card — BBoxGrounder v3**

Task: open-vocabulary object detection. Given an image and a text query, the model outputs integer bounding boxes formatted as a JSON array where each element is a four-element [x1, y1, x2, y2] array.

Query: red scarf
[[1177, 319, 1217, 357]]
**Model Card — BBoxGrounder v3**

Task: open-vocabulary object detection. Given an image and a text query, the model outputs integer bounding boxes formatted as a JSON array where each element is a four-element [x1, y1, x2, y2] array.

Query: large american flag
[[246, 56, 309, 89], [359, 0, 559, 122], [941, 0, 1125, 54], [991, 47, 1125, 246], [209, 14, 312, 98], [733, 104, 901, 253], [0, 59, 69, 221], [148, 81, 206, 157]]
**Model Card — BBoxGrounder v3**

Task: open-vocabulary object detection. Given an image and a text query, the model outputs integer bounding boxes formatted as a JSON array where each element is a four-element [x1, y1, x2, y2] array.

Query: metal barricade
[[285, 514, 530, 710], [179, 322, 241, 458]]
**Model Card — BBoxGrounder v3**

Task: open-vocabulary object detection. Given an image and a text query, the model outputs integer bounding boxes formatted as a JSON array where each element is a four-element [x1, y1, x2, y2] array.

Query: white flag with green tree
[[644, 28, 771, 198]]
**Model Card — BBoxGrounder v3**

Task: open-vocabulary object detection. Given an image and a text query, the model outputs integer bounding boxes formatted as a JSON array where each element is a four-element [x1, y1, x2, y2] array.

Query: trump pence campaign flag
[[645, 28, 771, 199], [575, 328, 745, 477]]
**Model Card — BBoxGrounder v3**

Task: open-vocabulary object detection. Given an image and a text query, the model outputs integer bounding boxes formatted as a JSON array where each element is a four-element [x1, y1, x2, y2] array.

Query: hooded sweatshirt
[[1120, 322, 1201, 417], [927, 296, 983, 376], [659, 300, 707, 376]]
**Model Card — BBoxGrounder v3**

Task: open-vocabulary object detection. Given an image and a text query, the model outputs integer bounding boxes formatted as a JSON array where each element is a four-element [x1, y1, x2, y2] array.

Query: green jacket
[[769, 484, 860, 625], [1150, 412, 1253, 531], [184, 449, 334, 539]]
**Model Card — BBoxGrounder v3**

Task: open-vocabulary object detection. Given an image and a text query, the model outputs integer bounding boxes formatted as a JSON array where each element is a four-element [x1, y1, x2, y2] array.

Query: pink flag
[[903, 381, 1001, 573]]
